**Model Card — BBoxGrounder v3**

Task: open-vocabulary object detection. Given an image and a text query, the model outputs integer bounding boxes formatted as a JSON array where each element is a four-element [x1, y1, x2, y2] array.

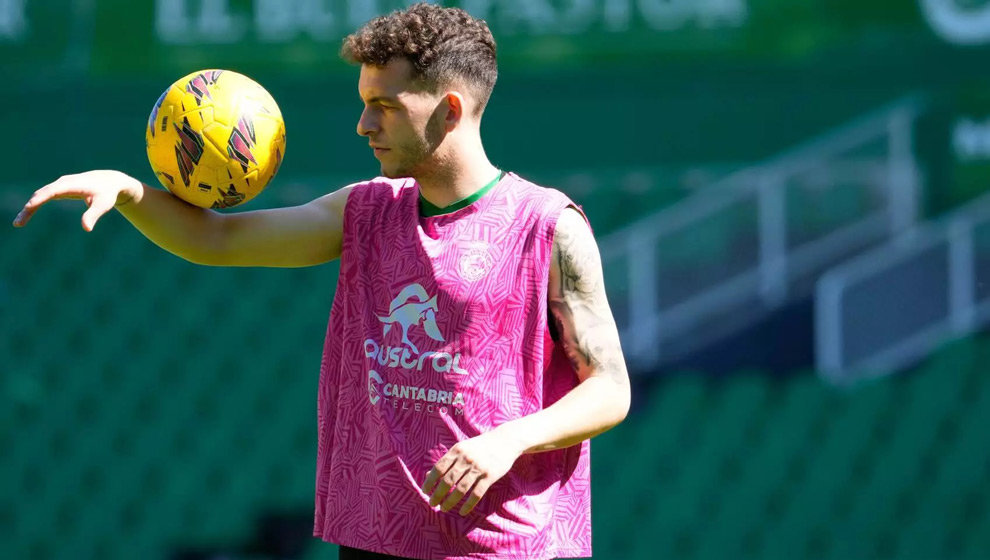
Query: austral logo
[[364, 283, 467, 375]]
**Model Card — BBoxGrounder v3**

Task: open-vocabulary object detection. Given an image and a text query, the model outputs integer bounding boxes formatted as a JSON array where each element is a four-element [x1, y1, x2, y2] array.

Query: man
[[13, 4, 630, 559]]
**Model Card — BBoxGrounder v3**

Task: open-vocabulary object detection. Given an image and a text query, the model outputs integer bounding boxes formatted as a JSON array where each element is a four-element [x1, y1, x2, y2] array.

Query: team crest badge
[[458, 242, 494, 282]]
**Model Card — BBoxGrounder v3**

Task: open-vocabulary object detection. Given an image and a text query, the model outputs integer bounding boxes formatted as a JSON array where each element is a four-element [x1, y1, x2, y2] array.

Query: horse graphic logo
[[378, 283, 444, 354]]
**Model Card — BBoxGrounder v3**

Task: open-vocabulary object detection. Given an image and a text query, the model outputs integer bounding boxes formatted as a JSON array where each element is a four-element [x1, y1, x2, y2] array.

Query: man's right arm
[[13, 170, 351, 268]]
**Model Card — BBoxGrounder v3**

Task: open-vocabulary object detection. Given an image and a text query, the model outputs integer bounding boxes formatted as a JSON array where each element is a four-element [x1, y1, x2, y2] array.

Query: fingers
[[421, 453, 455, 496], [12, 186, 54, 227], [424, 451, 468, 509], [13, 174, 92, 228], [81, 193, 116, 232], [440, 470, 481, 513], [428, 462, 467, 508], [423, 442, 502, 516], [423, 455, 489, 515], [458, 478, 492, 516]]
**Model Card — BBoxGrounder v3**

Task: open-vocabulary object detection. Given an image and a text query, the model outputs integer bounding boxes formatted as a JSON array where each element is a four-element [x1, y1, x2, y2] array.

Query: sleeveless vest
[[314, 173, 592, 559]]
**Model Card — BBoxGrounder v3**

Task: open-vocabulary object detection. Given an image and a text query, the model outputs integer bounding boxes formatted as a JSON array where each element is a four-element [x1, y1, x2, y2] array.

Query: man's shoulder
[[348, 176, 416, 195], [341, 176, 417, 209], [502, 172, 571, 202], [502, 172, 590, 233]]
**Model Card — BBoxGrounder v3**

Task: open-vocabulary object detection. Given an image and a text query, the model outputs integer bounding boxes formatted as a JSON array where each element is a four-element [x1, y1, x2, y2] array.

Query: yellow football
[[145, 69, 285, 209]]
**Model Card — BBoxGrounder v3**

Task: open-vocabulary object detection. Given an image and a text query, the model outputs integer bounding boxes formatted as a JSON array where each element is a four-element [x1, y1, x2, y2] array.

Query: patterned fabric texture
[[314, 173, 592, 559]]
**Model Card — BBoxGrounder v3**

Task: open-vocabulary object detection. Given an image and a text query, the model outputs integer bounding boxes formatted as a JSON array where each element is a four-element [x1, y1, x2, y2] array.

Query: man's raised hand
[[12, 170, 143, 231]]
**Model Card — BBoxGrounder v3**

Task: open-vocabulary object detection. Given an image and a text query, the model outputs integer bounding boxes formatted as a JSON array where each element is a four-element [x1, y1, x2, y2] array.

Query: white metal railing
[[816, 191, 990, 385], [599, 96, 927, 370]]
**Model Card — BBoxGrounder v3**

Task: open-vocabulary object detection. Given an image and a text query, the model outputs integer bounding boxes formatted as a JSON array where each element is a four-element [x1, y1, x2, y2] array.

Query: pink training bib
[[313, 172, 592, 560]]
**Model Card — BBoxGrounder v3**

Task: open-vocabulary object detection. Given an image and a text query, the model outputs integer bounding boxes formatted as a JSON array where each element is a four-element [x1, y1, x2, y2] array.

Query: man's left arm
[[422, 207, 631, 515]]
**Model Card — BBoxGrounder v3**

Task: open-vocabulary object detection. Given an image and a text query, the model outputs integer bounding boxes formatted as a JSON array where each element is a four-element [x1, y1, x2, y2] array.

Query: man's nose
[[357, 108, 377, 137]]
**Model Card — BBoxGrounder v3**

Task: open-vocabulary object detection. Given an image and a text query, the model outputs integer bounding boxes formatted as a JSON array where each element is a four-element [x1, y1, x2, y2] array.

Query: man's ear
[[444, 92, 465, 132]]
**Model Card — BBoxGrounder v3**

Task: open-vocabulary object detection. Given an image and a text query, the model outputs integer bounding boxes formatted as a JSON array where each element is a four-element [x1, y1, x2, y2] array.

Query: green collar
[[419, 170, 504, 217]]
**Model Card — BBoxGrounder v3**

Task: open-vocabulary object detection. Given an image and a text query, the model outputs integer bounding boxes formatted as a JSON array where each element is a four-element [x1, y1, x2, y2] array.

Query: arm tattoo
[[548, 208, 629, 388]]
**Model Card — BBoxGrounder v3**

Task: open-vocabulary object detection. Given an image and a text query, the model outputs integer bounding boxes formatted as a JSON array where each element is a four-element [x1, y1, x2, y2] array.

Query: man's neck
[[415, 146, 499, 209]]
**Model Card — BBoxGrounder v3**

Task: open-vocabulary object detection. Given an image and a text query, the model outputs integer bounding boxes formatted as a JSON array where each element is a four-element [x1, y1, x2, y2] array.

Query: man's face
[[356, 59, 446, 178]]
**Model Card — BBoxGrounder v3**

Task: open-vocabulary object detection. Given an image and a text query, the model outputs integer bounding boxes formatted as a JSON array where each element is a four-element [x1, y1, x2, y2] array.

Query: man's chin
[[380, 166, 413, 180]]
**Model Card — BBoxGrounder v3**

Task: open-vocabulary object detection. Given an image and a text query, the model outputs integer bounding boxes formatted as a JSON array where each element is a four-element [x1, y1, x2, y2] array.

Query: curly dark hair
[[341, 3, 498, 113]]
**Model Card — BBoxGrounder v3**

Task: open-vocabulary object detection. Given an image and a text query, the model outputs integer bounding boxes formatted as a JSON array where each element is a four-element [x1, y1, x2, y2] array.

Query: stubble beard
[[382, 141, 435, 180], [380, 118, 444, 180], [381, 154, 417, 179]]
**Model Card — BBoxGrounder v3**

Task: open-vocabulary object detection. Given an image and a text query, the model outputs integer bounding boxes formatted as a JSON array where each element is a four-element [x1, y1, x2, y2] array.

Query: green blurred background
[[4, 1, 990, 559]]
